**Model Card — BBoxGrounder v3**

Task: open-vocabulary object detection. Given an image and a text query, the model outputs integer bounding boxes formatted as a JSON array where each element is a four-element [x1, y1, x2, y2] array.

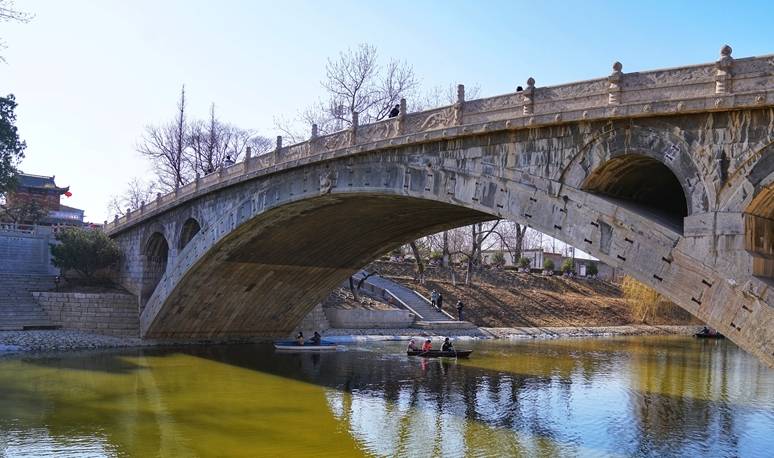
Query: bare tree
[[413, 83, 482, 111], [457, 221, 501, 285], [107, 178, 158, 217], [0, 0, 33, 63], [187, 104, 271, 175], [408, 241, 426, 284], [276, 43, 417, 140], [492, 220, 528, 264], [137, 85, 191, 190]]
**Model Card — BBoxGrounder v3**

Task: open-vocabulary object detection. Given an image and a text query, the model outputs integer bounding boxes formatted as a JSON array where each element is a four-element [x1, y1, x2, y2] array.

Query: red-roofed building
[[3, 173, 84, 226]]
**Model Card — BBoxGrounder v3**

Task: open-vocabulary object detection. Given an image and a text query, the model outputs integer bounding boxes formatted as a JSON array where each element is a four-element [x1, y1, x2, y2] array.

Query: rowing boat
[[407, 349, 472, 358], [274, 340, 342, 351], [693, 333, 725, 339]]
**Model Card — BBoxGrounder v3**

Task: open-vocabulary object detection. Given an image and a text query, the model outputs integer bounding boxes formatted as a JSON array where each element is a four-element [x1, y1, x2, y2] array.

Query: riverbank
[[0, 330, 259, 354], [0, 324, 704, 354], [482, 324, 699, 339]]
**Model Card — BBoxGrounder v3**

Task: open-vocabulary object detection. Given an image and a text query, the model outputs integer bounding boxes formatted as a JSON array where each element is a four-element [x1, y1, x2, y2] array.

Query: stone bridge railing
[[105, 46, 774, 235]]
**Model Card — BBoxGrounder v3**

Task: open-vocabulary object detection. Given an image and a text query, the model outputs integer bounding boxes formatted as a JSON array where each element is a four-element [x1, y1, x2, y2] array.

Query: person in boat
[[699, 326, 710, 336], [441, 337, 454, 352], [421, 339, 432, 352], [296, 332, 305, 346], [407, 339, 417, 351], [310, 331, 322, 345]]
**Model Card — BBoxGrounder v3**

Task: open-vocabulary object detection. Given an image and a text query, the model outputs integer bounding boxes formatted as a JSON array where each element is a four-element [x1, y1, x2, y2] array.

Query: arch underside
[[145, 195, 492, 339]]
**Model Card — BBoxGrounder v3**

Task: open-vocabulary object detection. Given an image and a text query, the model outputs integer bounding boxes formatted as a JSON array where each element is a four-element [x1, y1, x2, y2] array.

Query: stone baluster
[[350, 111, 359, 146], [156, 192, 162, 204], [245, 146, 252, 161], [125, 208, 131, 219], [522, 77, 535, 115], [114, 214, 119, 224], [276, 135, 283, 153], [454, 84, 465, 125], [608, 62, 623, 105], [140, 201, 145, 214], [715, 45, 734, 95], [195, 173, 200, 190], [397, 98, 407, 134], [309, 123, 319, 154], [103, 220, 108, 228]]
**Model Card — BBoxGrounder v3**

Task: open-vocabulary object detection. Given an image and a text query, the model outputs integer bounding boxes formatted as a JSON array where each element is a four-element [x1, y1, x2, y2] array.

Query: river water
[[0, 336, 771, 457]]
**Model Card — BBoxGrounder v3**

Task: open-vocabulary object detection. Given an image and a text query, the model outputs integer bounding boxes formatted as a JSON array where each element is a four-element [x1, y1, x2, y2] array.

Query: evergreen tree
[[0, 94, 26, 194]]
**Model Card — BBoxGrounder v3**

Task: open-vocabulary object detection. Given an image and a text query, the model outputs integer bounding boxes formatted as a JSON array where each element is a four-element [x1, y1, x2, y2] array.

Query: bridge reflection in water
[[0, 337, 771, 457]]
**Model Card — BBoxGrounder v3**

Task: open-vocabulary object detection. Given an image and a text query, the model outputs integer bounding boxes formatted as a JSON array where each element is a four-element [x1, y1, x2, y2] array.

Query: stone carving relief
[[319, 171, 337, 195], [363, 120, 397, 142], [419, 107, 455, 131], [324, 132, 349, 151], [539, 79, 608, 100], [465, 95, 521, 114]]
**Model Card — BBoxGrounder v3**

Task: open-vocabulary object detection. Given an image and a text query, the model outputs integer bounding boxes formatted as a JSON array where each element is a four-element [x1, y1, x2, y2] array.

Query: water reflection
[[0, 337, 771, 457]]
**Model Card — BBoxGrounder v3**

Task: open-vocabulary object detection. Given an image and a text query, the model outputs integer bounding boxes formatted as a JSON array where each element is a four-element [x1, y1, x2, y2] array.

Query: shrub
[[586, 262, 599, 276], [542, 258, 555, 271], [430, 251, 443, 262], [518, 257, 531, 269], [491, 251, 506, 267], [561, 258, 575, 273], [50, 227, 122, 281]]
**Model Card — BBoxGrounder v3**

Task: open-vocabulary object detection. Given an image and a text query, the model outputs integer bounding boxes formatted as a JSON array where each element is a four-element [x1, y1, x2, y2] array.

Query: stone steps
[[353, 271, 458, 322], [414, 320, 478, 330], [0, 273, 58, 329]]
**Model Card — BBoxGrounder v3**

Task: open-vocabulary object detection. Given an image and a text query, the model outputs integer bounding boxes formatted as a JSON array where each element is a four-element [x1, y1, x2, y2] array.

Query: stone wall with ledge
[[32, 292, 139, 337], [324, 309, 416, 329]]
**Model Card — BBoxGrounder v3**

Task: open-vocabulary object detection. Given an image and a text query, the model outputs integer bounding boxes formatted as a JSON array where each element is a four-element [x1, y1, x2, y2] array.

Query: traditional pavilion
[[3, 173, 84, 226]]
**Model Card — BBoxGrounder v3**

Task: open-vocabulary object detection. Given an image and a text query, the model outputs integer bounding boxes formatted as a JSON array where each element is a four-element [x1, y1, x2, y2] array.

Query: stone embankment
[[0, 330, 148, 353], [32, 292, 139, 337], [483, 325, 699, 339]]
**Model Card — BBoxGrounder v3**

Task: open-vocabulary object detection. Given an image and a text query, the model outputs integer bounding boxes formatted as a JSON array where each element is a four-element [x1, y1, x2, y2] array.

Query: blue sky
[[2, 0, 773, 221]]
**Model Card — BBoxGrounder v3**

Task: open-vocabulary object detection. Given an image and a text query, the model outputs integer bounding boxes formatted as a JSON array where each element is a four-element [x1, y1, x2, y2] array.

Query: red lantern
[[64, 191, 72, 197]]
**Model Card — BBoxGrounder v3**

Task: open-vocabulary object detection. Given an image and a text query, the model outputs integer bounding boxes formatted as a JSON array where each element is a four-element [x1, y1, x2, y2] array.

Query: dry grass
[[621, 276, 697, 324]]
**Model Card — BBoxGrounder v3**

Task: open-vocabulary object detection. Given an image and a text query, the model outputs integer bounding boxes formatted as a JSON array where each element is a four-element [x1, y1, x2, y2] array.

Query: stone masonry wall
[[293, 303, 330, 335], [32, 292, 139, 337]]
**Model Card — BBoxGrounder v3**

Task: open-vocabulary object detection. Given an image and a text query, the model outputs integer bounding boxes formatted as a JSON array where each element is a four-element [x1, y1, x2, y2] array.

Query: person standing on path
[[456, 300, 464, 321], [437, 292, 444, 312], [431, 290, 438, 309]]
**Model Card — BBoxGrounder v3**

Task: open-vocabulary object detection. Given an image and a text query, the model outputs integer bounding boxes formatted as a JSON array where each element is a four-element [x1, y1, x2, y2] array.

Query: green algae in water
[[0, 336, 772, 457]]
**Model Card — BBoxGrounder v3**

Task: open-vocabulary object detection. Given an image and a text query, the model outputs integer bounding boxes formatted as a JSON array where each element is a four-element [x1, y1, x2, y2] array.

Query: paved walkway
[[353, 271, 455, 322]]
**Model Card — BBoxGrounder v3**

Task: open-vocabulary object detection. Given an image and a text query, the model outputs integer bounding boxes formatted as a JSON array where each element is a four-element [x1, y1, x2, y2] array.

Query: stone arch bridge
[[107, 47, 774, 366]]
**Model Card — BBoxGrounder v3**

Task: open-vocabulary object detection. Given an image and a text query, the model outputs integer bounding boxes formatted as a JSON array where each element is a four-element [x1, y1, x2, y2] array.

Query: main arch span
[[108, 48, 774, 366]]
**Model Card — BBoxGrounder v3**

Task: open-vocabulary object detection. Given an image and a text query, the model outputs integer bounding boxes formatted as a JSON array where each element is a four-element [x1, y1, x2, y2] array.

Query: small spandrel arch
[[178, 217, 202, 250], [582, 154, 689, 232]]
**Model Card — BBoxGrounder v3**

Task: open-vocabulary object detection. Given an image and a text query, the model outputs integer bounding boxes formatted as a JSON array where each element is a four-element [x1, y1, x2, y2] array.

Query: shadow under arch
[[581, 154, 689, 232], [142, 232, 170, 309], [144, 194, 495, 338], [178, 217, 201, 250]]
